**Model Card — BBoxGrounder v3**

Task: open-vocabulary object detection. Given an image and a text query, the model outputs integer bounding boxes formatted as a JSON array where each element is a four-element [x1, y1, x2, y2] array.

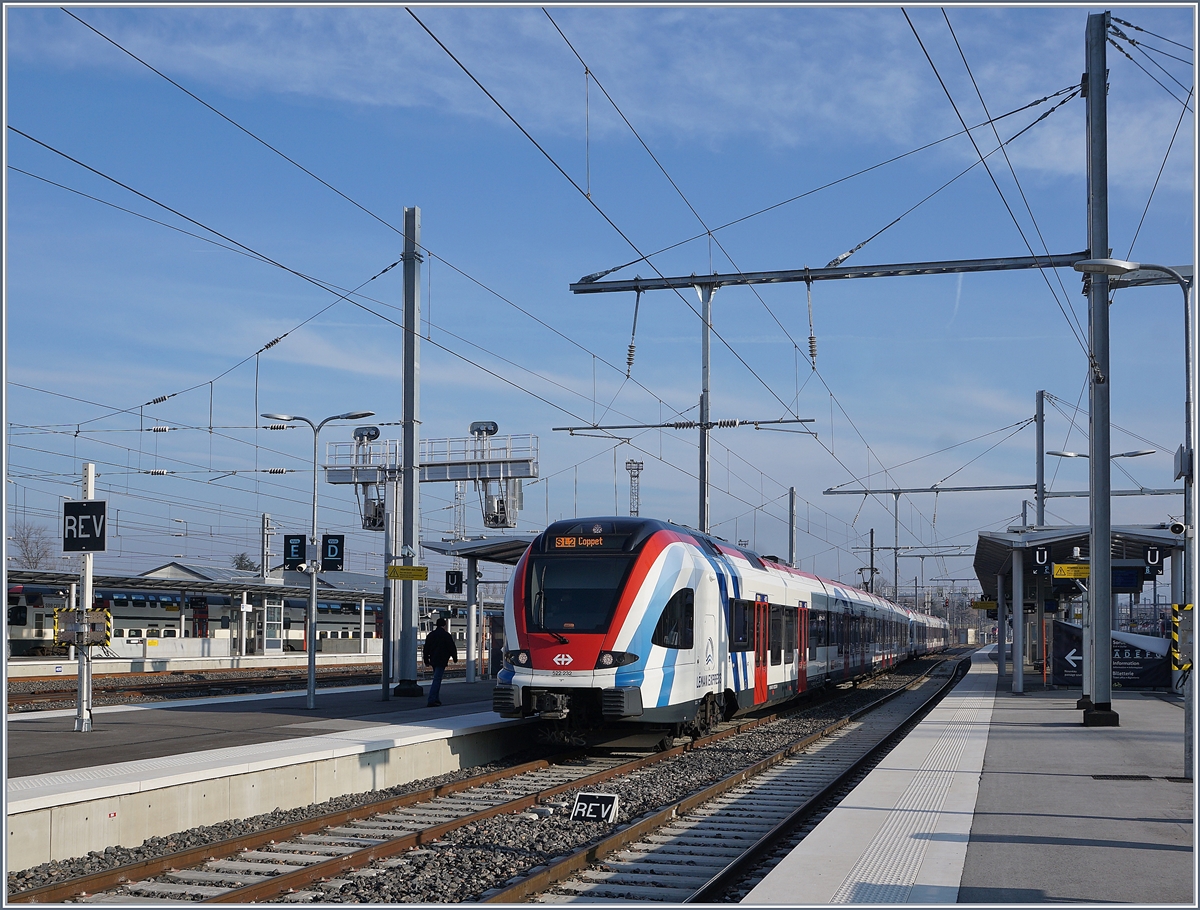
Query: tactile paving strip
[[828, 688, 991, 903]]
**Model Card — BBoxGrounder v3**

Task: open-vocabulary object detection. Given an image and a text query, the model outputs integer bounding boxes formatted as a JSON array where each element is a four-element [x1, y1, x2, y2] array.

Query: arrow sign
[[1064, 648, 1081, 668]]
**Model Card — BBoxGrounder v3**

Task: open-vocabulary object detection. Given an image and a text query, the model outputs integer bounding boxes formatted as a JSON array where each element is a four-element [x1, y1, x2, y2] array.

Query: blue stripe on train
[[615, 544, 686, 689]]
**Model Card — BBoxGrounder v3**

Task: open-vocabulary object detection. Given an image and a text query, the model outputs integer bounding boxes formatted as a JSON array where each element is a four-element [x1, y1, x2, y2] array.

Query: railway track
[[501, 656, 967, 903], [8, 655, 963, 904]]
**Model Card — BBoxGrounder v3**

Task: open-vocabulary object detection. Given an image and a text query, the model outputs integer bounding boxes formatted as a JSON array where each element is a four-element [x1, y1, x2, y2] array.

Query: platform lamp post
[[1074, 257, 1195, 767], [261, 410, 375, 709]]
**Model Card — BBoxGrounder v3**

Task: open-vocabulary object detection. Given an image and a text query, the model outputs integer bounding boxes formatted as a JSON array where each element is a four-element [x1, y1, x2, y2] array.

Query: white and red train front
[[492, 517, 940, 734]]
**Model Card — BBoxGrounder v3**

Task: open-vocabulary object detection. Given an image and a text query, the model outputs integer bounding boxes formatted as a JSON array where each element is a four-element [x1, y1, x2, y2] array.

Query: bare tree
[[9, 519, 55, 569]]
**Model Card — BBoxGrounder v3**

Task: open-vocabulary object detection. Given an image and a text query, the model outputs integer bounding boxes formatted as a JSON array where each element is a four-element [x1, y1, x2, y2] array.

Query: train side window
[[653, 588, 694, 649], [784, 608, 796, 664], [127, 628, 143, 638], [728, 599, 752, 652], [163, 628, 177, 638], [769, 604, 782, 665], [7, 605, 28, 626], [113, 629, 125, 638]]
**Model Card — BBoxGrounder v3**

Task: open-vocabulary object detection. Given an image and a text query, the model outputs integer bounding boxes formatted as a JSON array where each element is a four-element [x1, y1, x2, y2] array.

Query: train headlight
[[506, 649, 531, 667], [595, 650, 638, 669]]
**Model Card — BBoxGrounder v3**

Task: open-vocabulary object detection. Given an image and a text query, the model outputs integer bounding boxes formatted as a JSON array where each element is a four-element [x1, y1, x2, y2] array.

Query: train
[[492, 517, 948, 742], [6, 584, 388, 656], [7, 582, 490, 658]]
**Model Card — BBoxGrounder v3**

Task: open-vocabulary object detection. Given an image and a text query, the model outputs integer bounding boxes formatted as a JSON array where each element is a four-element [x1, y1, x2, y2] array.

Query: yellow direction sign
[[971, 600, 998, 611], [1053, 563, 1090, 579], [386, 565, 429, 581]]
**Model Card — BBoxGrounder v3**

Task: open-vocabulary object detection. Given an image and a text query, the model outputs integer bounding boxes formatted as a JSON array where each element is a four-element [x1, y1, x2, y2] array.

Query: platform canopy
[[5, 569, 381, 603], [973, 525, 1182, 600], [420, 534, 537, 566]]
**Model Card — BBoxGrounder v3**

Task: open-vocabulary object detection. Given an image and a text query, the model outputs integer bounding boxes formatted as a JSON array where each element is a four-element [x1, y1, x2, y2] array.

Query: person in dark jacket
[[423, 616, 458, 706]]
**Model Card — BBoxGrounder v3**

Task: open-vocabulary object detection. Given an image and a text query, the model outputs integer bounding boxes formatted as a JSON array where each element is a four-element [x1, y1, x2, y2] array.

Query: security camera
[[296, 562, 309, 574], [1169, 521, 1187, 536]]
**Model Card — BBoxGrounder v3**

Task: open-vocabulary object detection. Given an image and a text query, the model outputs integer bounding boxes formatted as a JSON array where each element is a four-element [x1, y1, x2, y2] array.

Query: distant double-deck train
[[6, 584, 386, 656], [493, 517, 947, 740]]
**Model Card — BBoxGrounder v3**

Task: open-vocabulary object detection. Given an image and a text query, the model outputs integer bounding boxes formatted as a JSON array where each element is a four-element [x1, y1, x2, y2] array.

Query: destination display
[[553, 534, 628, 551]]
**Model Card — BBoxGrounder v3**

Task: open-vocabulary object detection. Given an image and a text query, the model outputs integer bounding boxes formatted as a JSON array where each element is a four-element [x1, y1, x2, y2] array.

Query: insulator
[[151, 425, 171, 433], [149, 395, 169, 405], [671, 420, 698, 429], [266, 424, 289, 431], [267, 468, 286, 474], [717, 419, 739, 428], [262, 336, 283, 350], [626, 343, 636, 375], [146, 469, 168, 476], [809, 334, 818, 362]]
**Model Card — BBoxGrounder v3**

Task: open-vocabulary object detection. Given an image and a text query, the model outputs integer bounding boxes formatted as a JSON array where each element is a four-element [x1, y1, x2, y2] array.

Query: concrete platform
[[6, 653, 383, 679], [6, 679, 531, 871], [745, 646, 1194, 904]]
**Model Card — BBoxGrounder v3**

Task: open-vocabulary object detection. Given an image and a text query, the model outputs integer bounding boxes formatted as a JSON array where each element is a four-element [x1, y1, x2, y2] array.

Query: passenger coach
[[493, 517, 947, 741]]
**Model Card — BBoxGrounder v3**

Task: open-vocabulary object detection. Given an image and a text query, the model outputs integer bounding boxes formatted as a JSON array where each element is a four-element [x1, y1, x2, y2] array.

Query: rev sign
[[62, 501, 107, 553], [570, 792, 620, 824]]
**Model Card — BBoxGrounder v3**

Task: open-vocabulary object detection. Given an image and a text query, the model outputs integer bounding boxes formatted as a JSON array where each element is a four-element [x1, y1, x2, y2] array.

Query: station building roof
[[973, 524, 1182, 600]]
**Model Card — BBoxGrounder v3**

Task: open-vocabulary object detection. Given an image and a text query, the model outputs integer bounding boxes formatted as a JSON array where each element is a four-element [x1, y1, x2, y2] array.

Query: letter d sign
[[321, 534, 345, 572]]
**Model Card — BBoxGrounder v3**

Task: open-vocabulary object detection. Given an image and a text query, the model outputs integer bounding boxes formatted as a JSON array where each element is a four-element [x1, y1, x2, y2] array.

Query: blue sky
[[4, 4, 1195, 598]]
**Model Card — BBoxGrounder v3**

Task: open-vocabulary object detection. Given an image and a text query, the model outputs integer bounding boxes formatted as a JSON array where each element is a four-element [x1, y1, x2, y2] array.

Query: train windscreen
[[526, 556, 633, 633]]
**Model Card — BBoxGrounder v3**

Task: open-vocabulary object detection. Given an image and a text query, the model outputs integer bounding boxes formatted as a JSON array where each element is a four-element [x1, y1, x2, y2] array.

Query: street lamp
[[1075, 258, 1195, 769], [261, 409, 375, 709]]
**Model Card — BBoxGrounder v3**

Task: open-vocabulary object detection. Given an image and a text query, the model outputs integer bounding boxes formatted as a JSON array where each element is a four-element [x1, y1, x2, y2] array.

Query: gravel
[[8, 657, 944, 903], [5, 750, 542, 896]]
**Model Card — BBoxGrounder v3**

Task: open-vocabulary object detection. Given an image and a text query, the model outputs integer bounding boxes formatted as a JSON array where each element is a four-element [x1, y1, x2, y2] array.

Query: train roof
[[532, 516, 936, 618]]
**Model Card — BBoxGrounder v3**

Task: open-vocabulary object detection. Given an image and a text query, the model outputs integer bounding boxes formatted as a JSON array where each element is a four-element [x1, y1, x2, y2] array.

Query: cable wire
[[901, 9, 1092, 368]]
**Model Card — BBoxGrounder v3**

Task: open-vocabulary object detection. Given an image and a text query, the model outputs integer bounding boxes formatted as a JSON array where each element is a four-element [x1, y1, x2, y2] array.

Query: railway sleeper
[[581, 869, 715, 888], [555, 881, 696, 901]]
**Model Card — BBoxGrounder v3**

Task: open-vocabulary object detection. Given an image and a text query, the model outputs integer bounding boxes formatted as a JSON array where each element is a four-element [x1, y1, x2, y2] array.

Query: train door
[[754, 596, 769, 703], [797, 602, 808, 692]]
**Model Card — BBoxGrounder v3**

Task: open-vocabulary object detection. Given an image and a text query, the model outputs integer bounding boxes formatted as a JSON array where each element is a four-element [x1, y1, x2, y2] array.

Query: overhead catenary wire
[[1106, 31, 1195, 112], [408, 9, 830, 448], [536, 8, 1085, 559], [578, 85, 1080, 281], [1120, 86, 1194, 264], [11, 160, 796, 545], [901, 9, 1093, 370], [531, 10, 956, 548], [15, 19, 1070, 567], [942, 11, 1086, 346], [21, 12, 1080, 571], [50, 10, 682, 419]]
